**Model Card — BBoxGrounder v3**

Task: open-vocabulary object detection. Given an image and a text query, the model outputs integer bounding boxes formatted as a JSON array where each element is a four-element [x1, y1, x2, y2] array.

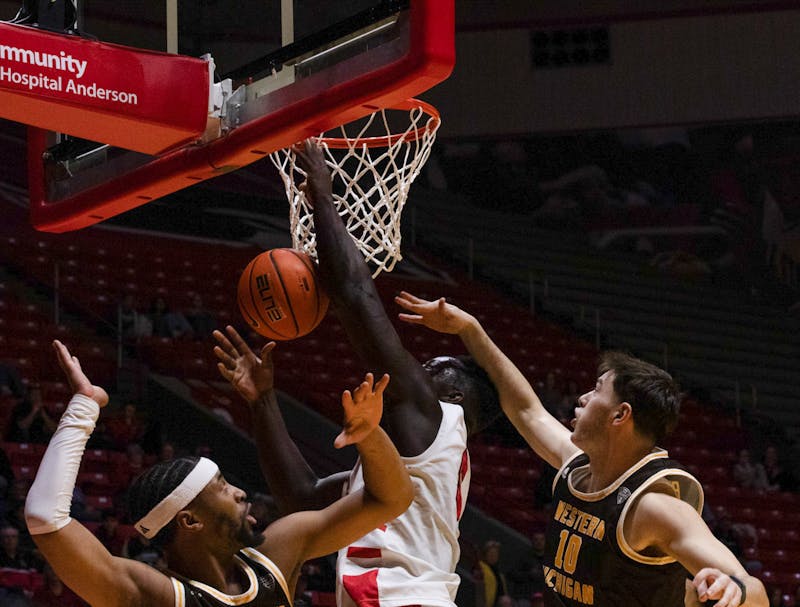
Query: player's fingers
[[225, 325, 251, 352], [362, 373, 374, 389], [705, 576, 727, 600], [259, 342, 277, 361], [398, 291, 426, 304], [216, 362, 234, 381], [374, 373, 390, 394], [53, 340, 71, 372], [213, 345, 235, 367], [334, 429, 351, 449], [437, 297, 448, 311], [394, 295, 416, 310], [397, 313, 424, 324], [212, 329, 237, 357], [713, 581, 739, 607], [341, 389, 354, 409], [693, 568, 719, 602]]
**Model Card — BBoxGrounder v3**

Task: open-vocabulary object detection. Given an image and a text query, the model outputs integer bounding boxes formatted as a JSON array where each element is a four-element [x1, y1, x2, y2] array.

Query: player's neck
[[584, 438, 654, 492], [166, 541, 240, 591]]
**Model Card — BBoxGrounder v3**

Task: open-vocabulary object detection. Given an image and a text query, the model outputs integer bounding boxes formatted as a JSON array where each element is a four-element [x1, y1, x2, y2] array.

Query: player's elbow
[[390, 475, 415, 518], [369, 475, 414, 521], [24, 493, 66, 536]]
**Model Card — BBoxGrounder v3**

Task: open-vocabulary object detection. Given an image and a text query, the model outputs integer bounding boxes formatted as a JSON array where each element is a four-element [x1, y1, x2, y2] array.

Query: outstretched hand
[[53, 340, 109, 407], [292, 139, 333, 208], [334, 373, 390, 449], [395, 291, 473, 335], [213, 325, 276, 404]]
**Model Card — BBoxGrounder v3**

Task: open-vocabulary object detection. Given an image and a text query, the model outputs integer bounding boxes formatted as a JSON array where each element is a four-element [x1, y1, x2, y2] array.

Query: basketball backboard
[[9, 0, 454, 231]]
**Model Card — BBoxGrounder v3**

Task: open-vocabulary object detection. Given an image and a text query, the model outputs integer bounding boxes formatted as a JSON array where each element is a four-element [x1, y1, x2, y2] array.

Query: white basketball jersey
[[337, 401, 470, 607]]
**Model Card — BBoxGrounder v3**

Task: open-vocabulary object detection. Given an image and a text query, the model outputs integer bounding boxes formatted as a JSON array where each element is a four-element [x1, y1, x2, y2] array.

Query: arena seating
[[0, 196, 797, 590]]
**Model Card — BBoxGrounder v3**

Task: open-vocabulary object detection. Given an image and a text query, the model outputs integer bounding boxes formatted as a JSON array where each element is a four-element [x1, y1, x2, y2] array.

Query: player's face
[[571, 371, 620, 449], [199, 473, 264, 549]]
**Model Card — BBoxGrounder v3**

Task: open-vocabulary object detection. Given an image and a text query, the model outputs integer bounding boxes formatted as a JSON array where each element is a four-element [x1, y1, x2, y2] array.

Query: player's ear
[[613, 402, 632, 424], [175, 509, 203, 532]]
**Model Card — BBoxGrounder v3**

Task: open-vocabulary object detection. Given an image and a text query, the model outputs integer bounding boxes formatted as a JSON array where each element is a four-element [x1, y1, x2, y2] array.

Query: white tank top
[[337, 401, 470, 607]]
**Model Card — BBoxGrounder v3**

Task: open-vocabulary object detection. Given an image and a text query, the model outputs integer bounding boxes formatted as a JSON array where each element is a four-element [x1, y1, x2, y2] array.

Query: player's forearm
[[251, 391, 329, 513], [458, 318, 546, 419], [312, 190, 374, 303], [26, 394, 97, 534], [357, 426, 413, 513]]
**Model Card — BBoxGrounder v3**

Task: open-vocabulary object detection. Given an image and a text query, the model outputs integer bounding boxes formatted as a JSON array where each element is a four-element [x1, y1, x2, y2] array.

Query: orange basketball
[[237, 248, 329, 340]]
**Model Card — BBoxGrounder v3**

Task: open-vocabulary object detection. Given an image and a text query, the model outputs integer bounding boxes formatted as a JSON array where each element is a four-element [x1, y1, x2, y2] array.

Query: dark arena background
[[0, 2, 799, 607]]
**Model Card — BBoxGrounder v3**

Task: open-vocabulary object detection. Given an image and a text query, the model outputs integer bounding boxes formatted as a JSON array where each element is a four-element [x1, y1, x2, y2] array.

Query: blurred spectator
[[0, 363, 26, 401], [105, 404, 146, 450], [158, 441, 175, 463], [118, 294, 152, 341], [249, 493, 278, 534], [6, 385, 56, 444], [149, 297, 193, 339], [479, 540, 508, 607], [121, 443, 147, 485], [711, 509, 741, 559], [0, 524, 35, 568], [0, 444, 13, 502], [732, 448, 769, 491], [185, 294, 216, 338], [763, 444, 795, 492], [93, 510, 125, 557], [531, 591, 544, 607], [537, 373, 563, 413], [508, 530, 546, 600], [769, 586, 785, 607], [3, 480, 36, 554], [302, 556, 336, 593], [123, 533, 162, 568], [30, 562, 86, 607], [69, 486, 100, 524]]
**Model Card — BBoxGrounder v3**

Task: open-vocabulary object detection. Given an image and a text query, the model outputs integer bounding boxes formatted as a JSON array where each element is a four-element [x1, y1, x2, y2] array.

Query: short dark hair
[[455, 355, 501, 434], [598, 352, 680, 444], [127, 456, 200, 548]]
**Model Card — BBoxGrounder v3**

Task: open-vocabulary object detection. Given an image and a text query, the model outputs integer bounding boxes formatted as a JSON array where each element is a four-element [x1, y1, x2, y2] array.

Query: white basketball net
[[270, 102, 440, 277]]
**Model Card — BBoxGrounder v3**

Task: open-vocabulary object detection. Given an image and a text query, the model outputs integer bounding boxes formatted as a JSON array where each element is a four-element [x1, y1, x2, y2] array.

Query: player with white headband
[[24, 339, 413, 607]]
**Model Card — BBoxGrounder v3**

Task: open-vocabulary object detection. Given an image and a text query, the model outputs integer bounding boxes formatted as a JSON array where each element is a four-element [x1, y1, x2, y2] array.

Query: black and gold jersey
[[543, 449, 703, 607], [168, 548, 292, 607]]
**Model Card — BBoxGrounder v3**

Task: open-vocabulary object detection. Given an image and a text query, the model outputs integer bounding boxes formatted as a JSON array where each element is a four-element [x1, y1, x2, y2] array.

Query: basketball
[[237, 248, 329, 340]]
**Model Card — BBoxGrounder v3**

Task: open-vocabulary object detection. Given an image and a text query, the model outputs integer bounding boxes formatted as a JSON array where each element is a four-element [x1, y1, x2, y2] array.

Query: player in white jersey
[[214, 140, 501, 607]]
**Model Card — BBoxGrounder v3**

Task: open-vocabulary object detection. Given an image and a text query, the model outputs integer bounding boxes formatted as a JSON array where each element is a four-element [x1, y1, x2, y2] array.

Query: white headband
[[134, 457, 219, 539]]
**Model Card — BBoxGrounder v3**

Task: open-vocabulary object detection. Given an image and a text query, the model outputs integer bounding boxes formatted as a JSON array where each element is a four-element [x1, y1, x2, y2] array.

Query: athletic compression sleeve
[[25, 394, 99, 534]]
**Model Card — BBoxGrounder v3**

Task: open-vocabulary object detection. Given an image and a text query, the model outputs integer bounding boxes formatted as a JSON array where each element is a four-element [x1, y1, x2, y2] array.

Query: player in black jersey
[[395, 294, 768, 607], [23, 340, 413, 607]]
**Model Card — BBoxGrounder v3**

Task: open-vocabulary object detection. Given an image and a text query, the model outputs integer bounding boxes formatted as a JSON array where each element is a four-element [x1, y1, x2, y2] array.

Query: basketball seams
[[269, 249, 301, 339], [286, 248, 326, 328], [243, 255, 291, 340], [238, 248, 328, 341]]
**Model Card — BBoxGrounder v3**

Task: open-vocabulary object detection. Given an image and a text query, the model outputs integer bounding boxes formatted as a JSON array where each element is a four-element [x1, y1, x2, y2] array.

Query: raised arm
[[396, 292, 578, 468], [293, 140, 442, 456], [214, 326, 348, 513], [258, 371, 413, 591], [626, 492, 767, 607], [25, 341, 173, 607]]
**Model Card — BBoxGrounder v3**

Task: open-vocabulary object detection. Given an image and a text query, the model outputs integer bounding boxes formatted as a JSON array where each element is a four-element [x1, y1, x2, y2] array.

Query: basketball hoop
[[270, 99, 440, 277]]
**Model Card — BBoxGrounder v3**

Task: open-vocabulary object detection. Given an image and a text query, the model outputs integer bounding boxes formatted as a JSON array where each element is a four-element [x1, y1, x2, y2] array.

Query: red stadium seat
[[2, 442, 45, 466]]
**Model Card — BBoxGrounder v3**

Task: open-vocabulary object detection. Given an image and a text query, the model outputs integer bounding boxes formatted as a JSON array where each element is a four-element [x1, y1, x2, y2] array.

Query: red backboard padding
[[0, 22, 210, 155], [26, 0, 455, 233]]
